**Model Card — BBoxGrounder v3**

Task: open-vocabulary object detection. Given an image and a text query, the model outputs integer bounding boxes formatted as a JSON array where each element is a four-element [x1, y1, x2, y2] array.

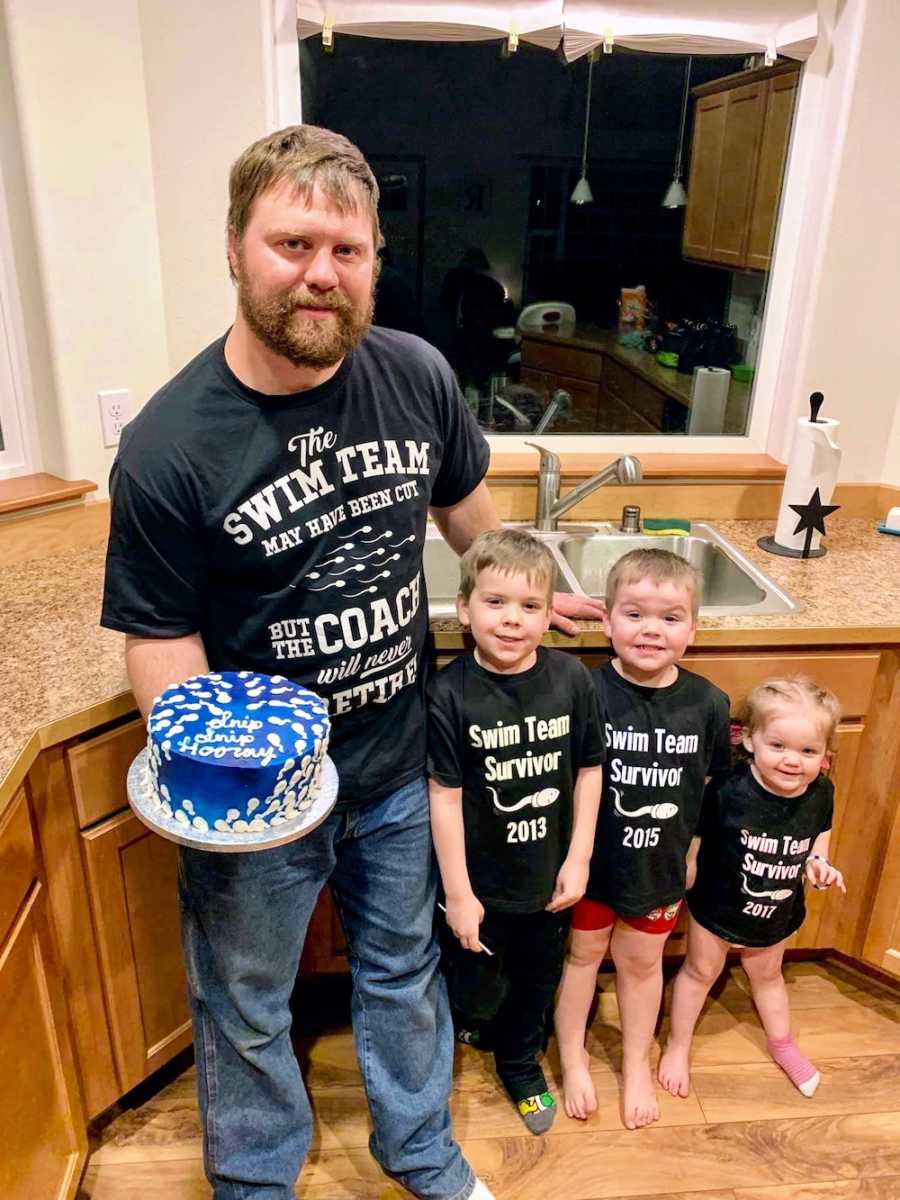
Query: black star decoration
[[789, 487, 840, 558]]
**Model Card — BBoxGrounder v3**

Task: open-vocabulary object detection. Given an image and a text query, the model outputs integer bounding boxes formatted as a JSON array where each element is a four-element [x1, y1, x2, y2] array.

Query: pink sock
[[767, 1035, 820, 1097]]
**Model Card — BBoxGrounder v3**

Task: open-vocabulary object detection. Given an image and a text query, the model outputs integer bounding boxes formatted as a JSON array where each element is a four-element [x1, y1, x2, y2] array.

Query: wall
[[768, 0, 900, 483], [137, 0, 270, 372], [3, 0, 272, 492], [0, 2, 63, 475], [4, 0, 169, 489], [883, 389, 900, 487]]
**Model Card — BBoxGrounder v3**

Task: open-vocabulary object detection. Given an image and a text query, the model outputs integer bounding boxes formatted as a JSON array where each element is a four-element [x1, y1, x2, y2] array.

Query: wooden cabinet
[[745, 70, 800, 271], [66, 718, 145, 827], [300, 886, 349, 974], [0, 789, 86, 1200], [82, 810, 192, 1091], [521, 337, 665, 433], [28, 720, 191, 1115], [520, 341, 603, 432], [683, 64, 800, 270], [865, 770, 900, 980]]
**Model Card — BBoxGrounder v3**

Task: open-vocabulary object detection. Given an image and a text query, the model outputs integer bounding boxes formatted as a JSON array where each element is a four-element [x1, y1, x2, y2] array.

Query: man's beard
[[235, 263, 375, 371]]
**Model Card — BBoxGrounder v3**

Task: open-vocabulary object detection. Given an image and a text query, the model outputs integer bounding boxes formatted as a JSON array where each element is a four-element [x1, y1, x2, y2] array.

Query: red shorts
[[571, 897, 683, 935]]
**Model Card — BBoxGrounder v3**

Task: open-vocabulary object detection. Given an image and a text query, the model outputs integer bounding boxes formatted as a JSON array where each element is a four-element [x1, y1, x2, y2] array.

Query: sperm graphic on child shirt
[[740, 873, 793, 902], [612, 785, 679, 820], [488, 786, 559, 813]]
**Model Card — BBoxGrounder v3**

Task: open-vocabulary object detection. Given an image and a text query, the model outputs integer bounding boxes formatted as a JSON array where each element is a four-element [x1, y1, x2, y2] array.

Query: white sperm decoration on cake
[[612, 786, 679, 820], [145, 671, 330, 835]]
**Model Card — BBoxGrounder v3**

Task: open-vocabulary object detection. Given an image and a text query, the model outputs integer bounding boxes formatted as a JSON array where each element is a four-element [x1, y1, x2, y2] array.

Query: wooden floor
[[79, 960, 900, 1199]]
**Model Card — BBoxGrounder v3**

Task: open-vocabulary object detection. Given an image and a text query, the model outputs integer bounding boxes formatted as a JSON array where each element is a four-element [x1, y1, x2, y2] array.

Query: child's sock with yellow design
[[516, 1090, 557, 1134]]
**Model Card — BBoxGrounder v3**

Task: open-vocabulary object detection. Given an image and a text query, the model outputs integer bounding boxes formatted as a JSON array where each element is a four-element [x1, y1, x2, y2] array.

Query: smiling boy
[[427, 529, 605, 1134], [554, 548, 732, 1130]]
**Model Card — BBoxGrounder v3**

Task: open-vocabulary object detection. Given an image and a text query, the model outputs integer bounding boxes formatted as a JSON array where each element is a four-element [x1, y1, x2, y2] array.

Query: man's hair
[[605, 548, 701, 619], [227, 125, 382, 259], [458, 529, 556, 604], [738, 676, 842, 750]]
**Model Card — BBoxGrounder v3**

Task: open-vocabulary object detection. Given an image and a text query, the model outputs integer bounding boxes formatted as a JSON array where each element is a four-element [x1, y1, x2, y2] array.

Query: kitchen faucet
[[525, 443, 643, 531]]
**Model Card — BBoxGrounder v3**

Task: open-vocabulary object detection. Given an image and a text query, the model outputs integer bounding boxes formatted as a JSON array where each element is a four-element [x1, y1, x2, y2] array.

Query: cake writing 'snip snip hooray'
[[146, 671, 330, 834]]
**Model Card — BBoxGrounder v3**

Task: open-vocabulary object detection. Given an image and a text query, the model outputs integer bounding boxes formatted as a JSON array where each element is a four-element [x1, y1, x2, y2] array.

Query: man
[[102, 125, 600, 1200]]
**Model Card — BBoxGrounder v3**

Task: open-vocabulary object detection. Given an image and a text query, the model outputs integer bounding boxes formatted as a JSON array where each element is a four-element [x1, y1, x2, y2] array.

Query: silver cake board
[[127, 747, 339, 853]]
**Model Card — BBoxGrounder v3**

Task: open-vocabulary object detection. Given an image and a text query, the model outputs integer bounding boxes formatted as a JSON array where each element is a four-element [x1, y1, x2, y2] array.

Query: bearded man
[[102, 125, 599, 1200]]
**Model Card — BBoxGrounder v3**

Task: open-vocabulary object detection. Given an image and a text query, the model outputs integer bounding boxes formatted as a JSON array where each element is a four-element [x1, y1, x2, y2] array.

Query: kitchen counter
[[433, 516, 900, 648], [2, 503, 899, 811], [522, 324, 751, 433]]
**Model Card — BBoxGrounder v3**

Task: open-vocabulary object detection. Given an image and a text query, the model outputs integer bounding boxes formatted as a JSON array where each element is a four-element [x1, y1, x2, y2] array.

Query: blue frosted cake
[[145, 671, 330, 834]]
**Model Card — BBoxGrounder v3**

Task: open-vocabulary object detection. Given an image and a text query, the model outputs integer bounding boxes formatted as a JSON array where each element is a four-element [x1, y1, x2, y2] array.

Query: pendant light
[[662, 56, 692, 208], [570, 52, 596, 205]]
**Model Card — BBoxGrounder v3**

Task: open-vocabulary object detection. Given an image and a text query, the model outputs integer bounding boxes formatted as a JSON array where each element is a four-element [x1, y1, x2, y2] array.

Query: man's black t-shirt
[[586, 661, 732, 915], [101, 328, 490, 805], [688, 764, 834, 947], [427, 649, 607, 913]]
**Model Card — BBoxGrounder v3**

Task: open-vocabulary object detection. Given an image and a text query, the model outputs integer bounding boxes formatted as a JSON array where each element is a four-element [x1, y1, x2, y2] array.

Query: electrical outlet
[[98, 389, 132, 448]]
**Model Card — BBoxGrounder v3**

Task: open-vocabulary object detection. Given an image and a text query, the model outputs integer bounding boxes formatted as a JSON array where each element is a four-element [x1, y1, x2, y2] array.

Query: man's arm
[[429, 479, 501, 555], [125, 633, 209, 720]]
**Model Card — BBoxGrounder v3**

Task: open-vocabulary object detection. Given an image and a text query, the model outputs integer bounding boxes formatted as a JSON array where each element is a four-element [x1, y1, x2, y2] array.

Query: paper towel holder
[[758, 392, 841, 559], [758, 484, 840, 558]]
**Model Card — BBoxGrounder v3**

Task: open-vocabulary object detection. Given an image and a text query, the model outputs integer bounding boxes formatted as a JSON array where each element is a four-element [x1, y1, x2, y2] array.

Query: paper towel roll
[[688, 367, 730, 434], [773, 417, 841, 553]]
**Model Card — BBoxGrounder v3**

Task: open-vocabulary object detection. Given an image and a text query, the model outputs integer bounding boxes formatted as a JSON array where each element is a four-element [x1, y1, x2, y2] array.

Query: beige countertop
[[2, 503, 899, 810]]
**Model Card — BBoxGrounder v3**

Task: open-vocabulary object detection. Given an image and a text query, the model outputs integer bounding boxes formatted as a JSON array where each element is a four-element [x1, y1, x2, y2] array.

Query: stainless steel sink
[[423, 522, 796, 618]]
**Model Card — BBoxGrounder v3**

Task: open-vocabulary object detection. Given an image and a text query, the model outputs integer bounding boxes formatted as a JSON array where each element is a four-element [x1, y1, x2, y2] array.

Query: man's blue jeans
[[178, 776, 474, 1200]]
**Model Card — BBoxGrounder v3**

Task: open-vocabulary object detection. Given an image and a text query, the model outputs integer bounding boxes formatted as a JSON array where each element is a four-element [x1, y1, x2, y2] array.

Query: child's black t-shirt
[[427, 648, 607, 913], [586, 661, 732, 916], [688, 763, 834, 947]]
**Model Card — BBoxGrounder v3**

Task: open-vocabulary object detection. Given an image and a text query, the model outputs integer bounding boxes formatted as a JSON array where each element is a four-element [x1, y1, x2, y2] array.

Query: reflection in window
[[304, 37, 797, 436]]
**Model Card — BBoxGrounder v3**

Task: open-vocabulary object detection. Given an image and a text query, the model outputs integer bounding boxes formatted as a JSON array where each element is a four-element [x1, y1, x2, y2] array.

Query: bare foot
[[621, 1058, 660, 1129], [657, 1040, 691, 1098], [561, 1050, 598, 1120]]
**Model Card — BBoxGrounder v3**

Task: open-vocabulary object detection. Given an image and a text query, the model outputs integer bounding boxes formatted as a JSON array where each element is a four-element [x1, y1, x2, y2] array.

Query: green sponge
[[643, 518, 691, 535]]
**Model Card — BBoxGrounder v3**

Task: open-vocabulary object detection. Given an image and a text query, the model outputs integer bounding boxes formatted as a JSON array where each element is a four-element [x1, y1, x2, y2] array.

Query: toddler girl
[[658, 676, 845, 1100]]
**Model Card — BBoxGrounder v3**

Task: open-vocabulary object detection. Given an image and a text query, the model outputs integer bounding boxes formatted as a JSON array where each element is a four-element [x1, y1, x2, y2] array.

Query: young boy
[[427, 528, 606, 1135], [554, 548, 731, 1130]]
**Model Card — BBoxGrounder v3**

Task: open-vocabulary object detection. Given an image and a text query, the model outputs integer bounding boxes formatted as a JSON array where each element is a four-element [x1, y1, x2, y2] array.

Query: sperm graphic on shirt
[[289, 543, 357, 589], [488, 786, 560, 813], [740, 873, 793, 901], [612, 786, 679, 820], [306, 564, 366, 580]]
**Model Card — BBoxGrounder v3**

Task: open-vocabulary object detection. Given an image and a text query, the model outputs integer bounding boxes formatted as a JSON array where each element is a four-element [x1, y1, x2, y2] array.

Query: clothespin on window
[[500, 20, 519, 59], [322, 14, 335, 54], [603, 30, 614, 54]]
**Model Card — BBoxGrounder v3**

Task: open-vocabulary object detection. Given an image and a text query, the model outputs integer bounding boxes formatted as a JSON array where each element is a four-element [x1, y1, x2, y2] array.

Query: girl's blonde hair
[[738, 675, 842, 750]]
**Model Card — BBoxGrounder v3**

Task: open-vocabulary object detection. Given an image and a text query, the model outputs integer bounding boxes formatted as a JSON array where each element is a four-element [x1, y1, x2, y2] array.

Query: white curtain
[[295, 1, 818, 59], [562, 1, 818, 61], [295, 2, 564, 51]]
